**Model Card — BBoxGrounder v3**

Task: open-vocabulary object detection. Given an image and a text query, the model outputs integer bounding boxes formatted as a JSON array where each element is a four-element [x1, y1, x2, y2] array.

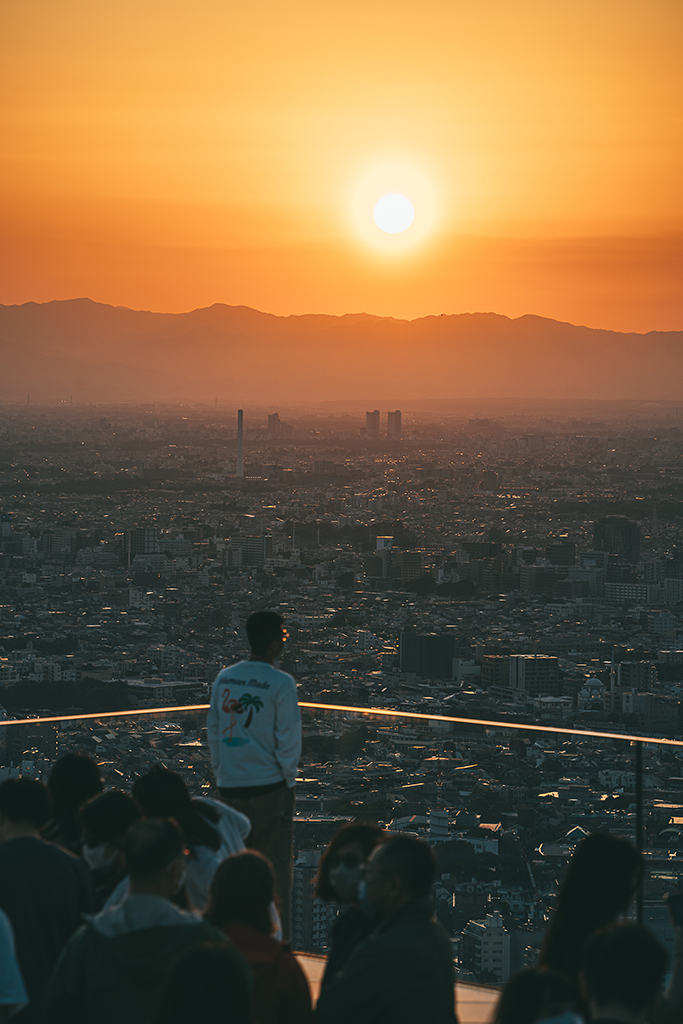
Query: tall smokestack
[[236, 408, 244, 477]]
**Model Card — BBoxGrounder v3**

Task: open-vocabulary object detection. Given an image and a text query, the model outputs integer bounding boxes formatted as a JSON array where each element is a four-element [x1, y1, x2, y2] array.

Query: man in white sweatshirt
[[207, 610, 301, 939]]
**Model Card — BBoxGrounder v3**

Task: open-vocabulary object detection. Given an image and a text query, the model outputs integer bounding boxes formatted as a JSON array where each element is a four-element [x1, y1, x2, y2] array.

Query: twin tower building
[[364, 409, 402, 438]]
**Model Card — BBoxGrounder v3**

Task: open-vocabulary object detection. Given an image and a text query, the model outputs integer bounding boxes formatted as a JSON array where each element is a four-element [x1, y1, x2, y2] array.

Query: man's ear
[[385, 873, 402, 900]]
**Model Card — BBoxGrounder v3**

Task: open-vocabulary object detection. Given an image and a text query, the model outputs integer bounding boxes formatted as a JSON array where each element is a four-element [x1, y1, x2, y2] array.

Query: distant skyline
[[1, 0, 682, 332]]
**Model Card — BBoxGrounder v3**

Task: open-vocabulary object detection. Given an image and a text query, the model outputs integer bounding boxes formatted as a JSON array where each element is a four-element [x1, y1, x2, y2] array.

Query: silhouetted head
[[80, 789, 142, 847], [539, 831, 644, 978], [149, 943, 252, 1024], [205, 850, 275, 935], [315, 822, 384, 902], [47, 753, 103, 822], [132, 766, 220, 851], [364, 834, 436, 918], [123, 818, 186, 896], [0, 777, 50, 834], [494, 968, 581, 1024], [246, 611, 286, 660], [559, 832, 643, 915], [581, 923, 667, 1019]]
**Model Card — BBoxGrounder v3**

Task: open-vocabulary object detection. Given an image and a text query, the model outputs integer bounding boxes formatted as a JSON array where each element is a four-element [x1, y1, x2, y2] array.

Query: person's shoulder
[[43, 838, 90, 872], [268, 665, 297, 688], [0, 906, 14, 942], [215, 660, 249, 680]]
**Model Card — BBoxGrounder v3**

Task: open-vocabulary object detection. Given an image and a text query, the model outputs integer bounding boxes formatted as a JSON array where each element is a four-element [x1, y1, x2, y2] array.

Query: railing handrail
[[2, 700, 683, 748]]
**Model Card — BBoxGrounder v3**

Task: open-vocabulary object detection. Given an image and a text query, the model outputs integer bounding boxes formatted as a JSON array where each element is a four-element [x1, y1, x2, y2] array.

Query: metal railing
[[3, 698, 682, 929]]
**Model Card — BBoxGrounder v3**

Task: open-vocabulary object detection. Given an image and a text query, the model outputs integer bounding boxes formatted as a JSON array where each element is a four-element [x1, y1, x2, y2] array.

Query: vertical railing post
[[635, 740, 644, 926]]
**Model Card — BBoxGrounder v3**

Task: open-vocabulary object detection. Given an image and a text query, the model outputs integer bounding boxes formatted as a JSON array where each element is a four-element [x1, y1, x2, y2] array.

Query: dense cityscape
[[1, 400, 683, 984]]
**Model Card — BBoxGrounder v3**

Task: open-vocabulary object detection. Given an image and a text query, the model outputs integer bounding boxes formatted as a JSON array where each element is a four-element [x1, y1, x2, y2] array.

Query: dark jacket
[[321, 905, 375, 990], [44, 896, 250, 1024], [224, 921, 312, 1024], [315, 898, 457, 1024], [0, 836, 92, 1024]]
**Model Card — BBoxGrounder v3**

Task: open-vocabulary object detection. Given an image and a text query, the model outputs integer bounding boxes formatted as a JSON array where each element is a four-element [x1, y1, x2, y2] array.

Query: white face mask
[[82, 843, 119, 873], [330, 862, 364, 903], [175, 864, 188, 894]]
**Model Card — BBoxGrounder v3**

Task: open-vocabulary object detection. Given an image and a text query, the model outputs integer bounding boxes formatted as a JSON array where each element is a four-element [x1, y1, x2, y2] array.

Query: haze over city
[[3, 1, 683, 1008]]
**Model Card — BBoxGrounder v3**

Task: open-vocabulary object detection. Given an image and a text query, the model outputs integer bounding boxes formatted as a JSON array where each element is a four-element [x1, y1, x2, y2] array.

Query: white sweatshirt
[[206, 660, 301, 789]]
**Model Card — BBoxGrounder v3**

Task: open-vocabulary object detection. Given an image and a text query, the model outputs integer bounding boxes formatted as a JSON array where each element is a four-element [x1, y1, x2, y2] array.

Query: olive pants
[[219, 783, 295, 941]]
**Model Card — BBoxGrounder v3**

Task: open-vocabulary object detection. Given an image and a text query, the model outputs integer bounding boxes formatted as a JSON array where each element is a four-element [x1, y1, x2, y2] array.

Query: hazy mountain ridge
[[1, 298, 681, 403]]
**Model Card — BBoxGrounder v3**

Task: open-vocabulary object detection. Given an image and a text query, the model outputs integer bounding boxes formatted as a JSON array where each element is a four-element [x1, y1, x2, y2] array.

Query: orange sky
[[2, 0, 682, 330]]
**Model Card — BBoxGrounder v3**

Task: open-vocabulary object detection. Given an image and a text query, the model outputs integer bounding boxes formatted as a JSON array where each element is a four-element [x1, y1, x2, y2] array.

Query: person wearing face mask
[[44, 820, 249, 1024], [79, 791, 142, 911], [315, 835, 457, 1024], [314, 824, 384, 990]]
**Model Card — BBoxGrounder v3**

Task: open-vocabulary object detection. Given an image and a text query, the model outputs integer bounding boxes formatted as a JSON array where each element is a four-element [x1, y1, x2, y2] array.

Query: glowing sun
[[373, 193, 414, 234]]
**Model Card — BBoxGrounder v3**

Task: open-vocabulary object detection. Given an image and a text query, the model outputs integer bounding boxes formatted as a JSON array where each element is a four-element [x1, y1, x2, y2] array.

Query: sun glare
[[373, 194, 414, 234], [351, 161, 437, 253]]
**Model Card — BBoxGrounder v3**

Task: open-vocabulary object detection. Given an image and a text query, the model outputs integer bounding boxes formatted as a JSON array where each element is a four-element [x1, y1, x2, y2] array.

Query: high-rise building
[[291, 850, 337, 952], [268, 412, 281, 437], [125, 527, 157, 558], [387, 410, 402, 438], [545, 542, 576, 566], [508, 654, 560, 696], [244, 535, 273, 567], [481, 654, 510, 689], [365, 410, 380, 437], [236, 409, 244, 477], [594, 517, 640, 563], [618, 661, 658, 689], [399, 633, 458, 679], [460, 912, 511, 984]]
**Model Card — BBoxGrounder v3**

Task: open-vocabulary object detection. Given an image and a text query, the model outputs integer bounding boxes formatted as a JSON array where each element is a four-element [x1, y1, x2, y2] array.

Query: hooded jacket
[[44, 894, 251, 1024]]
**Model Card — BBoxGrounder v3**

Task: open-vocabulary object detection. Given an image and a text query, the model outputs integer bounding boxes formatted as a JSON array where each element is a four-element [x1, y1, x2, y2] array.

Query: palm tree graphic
[[240, 693, 264, 728]]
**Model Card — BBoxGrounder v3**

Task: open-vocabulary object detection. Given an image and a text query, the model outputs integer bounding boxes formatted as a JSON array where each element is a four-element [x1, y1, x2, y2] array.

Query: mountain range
[[1, 298, 681, 405]]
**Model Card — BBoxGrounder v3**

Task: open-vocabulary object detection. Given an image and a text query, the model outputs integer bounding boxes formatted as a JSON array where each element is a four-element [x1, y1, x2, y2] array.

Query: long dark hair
[[132, 767, 221, 852], [315, 822, 384, 902], [149, 943, 252, 1024], [539, 831, 644, 979], [205, 851, 275, 935], [494, 968, 580, 1024]]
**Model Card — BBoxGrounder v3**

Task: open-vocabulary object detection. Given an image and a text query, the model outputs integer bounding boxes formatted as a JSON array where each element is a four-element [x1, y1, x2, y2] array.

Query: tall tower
[[387, 410, 402, 438], [236, 409, 244, 477], [365, 410, 380, 437]]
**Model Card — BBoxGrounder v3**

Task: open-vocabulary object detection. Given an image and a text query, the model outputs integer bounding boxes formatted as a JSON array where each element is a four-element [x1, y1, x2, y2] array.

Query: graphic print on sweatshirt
[[221, 684, 266, 747]]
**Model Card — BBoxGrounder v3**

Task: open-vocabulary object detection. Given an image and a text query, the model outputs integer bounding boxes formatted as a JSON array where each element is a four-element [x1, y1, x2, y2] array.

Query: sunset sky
[[2, 0, 682, 331]]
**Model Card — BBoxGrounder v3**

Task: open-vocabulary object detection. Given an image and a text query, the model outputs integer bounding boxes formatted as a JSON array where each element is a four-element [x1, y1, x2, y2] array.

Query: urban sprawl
[[1, 401, 683, 984]]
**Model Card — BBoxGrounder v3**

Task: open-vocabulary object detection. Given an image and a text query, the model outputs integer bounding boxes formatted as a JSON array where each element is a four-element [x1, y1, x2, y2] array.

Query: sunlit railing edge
[[1, 699, 682, 749]]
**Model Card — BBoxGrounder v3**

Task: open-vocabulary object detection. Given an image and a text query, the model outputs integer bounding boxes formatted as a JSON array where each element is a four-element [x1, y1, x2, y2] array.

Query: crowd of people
[[0, 759, 680, 1024], [0, 610, 679, 1024], [0, 765, 456, 1024]]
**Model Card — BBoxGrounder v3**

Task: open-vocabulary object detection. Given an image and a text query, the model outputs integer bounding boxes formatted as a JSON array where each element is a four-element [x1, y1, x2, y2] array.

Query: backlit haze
[[1, 0, 682, 333]]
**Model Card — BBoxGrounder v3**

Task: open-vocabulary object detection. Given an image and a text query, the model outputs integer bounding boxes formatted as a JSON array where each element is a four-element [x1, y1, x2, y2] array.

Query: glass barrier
[[1, 701, 683, 1000]]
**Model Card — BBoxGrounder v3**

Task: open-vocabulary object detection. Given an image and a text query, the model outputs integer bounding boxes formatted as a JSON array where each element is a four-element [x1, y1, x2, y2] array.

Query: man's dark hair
[[246, 611, 284, 656], [0, 777, 50, 829], [581, 923, 667, 1013], [123, 819, 185, 880], [47, 753, 102, 820], [374, 834, 436, 898], [80, 790, 142, 847]]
